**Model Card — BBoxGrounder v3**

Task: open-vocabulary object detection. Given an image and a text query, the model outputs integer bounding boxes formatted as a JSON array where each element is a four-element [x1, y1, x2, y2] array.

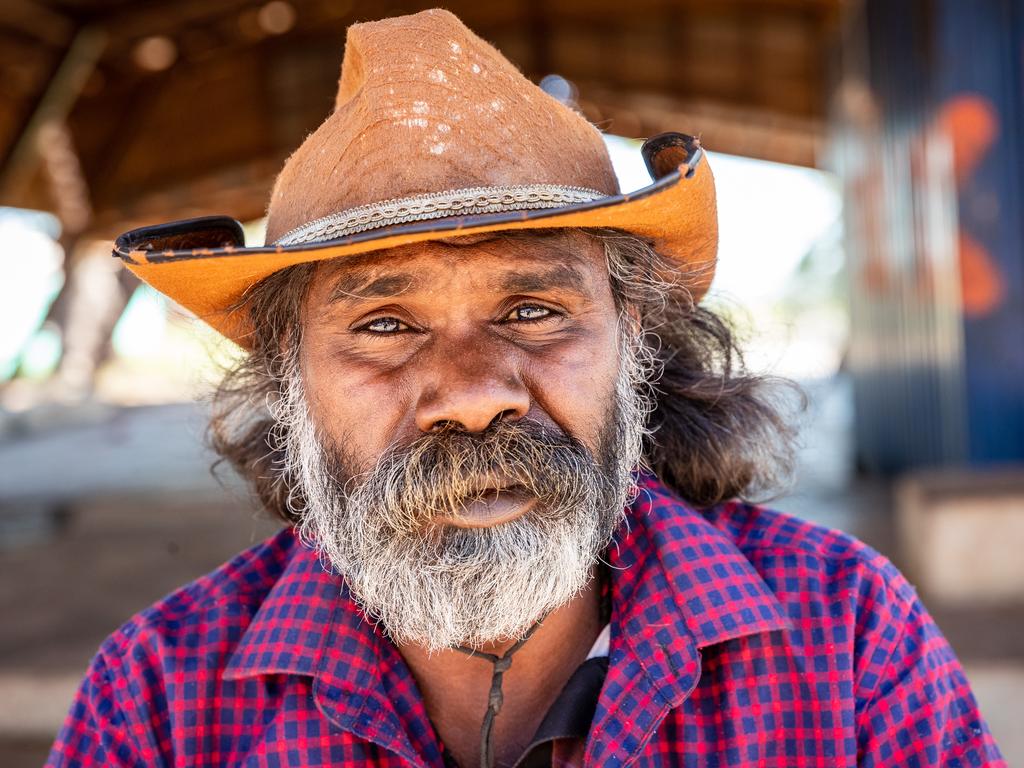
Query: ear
[[640, 133, 704, 181]]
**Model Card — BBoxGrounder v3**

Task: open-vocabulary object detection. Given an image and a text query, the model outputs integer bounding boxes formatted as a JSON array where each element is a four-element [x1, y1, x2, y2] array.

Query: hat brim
[[115, 134, 716, 348]]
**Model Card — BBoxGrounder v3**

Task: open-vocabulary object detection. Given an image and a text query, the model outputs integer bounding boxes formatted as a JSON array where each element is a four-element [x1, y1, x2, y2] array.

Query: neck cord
[[453, 620, 543, 768]]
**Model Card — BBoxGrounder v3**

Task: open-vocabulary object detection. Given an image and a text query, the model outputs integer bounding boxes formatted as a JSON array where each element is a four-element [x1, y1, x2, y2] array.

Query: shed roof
[[0, 0, 843, 238]]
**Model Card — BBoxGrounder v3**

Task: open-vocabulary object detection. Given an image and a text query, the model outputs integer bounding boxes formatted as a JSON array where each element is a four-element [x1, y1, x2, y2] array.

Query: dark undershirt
[[440, 654, 609, 768]]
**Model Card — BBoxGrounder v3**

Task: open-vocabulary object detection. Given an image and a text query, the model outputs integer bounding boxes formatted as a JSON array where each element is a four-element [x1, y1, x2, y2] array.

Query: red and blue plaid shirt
[[48, 476, 1004, 766]]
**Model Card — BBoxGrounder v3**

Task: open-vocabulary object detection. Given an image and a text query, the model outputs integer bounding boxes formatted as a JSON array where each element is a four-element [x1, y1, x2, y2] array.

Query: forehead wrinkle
[[318, 232, 600, 303]]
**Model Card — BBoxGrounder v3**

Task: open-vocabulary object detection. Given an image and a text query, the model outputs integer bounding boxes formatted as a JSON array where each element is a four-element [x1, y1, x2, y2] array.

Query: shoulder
[[48, 527, 302, 765], [698, 500, 934, 709], [638, 478, 922, 662], [708, 499, 911, 592], [95, 525, 299, 671], [689, 503, 1005, 764], [640, 477, 914, 606], [705, 498, 919, 613]]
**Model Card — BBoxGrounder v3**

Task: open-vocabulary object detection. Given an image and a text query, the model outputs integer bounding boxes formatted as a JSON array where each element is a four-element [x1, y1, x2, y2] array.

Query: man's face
[[276, 231, 649, 649], [301, 231, 622, 506]]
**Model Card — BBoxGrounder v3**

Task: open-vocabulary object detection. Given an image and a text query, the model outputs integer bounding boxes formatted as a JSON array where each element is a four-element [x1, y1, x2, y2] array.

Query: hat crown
[[264, 8, 618, 244]]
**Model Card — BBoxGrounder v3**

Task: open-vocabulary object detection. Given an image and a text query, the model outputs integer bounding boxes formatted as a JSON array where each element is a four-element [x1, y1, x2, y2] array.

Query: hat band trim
[[273, 183, 606, 246]]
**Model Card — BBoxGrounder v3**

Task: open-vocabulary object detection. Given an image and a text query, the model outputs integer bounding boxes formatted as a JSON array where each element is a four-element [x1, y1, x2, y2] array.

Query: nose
[[414, 344, 530, 433]]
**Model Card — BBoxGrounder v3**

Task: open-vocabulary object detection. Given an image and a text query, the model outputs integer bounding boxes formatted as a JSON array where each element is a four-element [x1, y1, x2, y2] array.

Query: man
[[49, 9, 1003, 768]]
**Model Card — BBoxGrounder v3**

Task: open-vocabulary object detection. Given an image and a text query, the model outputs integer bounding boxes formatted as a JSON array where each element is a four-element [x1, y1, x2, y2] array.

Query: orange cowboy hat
[[113, 8, 718, 348]]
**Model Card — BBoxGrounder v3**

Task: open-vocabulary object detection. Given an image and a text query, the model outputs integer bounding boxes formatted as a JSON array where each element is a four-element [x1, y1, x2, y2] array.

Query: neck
[[397, 572, 603, 768]]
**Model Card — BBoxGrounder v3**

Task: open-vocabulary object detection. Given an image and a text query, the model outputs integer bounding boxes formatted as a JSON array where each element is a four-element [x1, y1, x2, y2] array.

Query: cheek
[[299, 336, 415, 474], [526, 321, 621, 450]]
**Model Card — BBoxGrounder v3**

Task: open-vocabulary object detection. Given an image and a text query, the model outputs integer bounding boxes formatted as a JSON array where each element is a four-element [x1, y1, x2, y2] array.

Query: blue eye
[[510, 305, 553, 321], [363, 317, 406, 333]]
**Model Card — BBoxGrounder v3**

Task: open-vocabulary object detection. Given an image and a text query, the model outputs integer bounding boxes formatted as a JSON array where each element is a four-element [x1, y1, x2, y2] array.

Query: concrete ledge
[[0, 673, 78, 739], [896, 467, 1024, 604]]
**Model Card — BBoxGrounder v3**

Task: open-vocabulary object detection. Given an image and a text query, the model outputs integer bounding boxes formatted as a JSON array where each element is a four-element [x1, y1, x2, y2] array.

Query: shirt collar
[[621, 474, 792, 649], [598, 475, 791, 704], [581, 475, 791, 766], [223, 540, 339, 681], [224, 541, 439, 765]]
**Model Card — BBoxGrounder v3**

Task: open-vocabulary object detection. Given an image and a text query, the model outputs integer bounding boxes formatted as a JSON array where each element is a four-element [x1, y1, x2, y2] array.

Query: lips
[[434, 484, 536, 528]]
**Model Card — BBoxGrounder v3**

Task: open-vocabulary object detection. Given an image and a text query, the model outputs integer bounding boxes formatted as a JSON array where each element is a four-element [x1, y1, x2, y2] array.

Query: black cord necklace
[[452, 620, 543, 768]]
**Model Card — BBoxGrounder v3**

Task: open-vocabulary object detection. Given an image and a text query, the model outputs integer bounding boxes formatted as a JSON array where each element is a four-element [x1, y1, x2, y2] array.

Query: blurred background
[[1, 0, 1022, 764]]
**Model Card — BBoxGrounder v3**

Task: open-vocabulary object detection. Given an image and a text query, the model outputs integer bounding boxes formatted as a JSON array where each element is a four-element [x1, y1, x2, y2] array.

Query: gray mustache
[[349, 419, 603, 531]]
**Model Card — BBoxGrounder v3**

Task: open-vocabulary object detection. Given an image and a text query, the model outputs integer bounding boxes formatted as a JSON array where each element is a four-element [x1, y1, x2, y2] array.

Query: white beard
[[273, 324, 651, 652]]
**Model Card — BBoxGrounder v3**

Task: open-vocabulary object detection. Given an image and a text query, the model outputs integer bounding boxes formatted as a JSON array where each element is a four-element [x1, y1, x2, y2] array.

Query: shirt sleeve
[[46, 651, 146, 768], [856, 589, 1006, 767]]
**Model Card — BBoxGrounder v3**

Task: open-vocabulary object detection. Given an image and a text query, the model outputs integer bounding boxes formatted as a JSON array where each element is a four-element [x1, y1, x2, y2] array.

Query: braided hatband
[[273, 183, 605, 246]]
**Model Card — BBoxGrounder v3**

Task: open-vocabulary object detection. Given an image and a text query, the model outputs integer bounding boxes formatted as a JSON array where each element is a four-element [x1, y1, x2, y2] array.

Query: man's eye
[[360, 317, 407, 333], [507, 305, 554, 322]]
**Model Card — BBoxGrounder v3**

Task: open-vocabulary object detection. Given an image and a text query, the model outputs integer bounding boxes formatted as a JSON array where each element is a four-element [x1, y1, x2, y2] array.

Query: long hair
[[208, 229, 800, 524]]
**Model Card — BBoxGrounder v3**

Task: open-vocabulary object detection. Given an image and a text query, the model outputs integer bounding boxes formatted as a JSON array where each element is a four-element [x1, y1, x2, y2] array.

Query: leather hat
[[113, 8, 718, 347]]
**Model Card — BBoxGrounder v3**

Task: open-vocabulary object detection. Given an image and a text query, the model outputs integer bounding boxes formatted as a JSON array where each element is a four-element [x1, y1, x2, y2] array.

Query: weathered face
[[299, 231, 623, 526], [278, 230, 648, 649]]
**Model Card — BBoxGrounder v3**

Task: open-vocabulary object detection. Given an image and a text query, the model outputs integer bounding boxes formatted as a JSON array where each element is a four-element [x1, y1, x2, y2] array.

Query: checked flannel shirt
[[48, 476, 1004, 767]]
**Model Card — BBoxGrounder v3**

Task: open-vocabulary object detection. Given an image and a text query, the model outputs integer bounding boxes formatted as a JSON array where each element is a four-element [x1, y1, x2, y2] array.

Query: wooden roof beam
[[0, 0, 74, 48], [0, 25, 107, 207], [581, 87, 824, 167]]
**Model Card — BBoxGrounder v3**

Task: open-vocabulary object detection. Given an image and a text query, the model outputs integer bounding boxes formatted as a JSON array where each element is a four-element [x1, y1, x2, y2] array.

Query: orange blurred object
[[958, 231, 1006, 316], [936, 94, 1005, 317], [937, 94, 1000, 183]]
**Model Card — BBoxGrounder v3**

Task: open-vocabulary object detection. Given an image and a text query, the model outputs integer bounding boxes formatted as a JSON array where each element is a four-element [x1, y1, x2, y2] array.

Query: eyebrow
[[326, 272, 417, 304], [493, 264, 589, 294]]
